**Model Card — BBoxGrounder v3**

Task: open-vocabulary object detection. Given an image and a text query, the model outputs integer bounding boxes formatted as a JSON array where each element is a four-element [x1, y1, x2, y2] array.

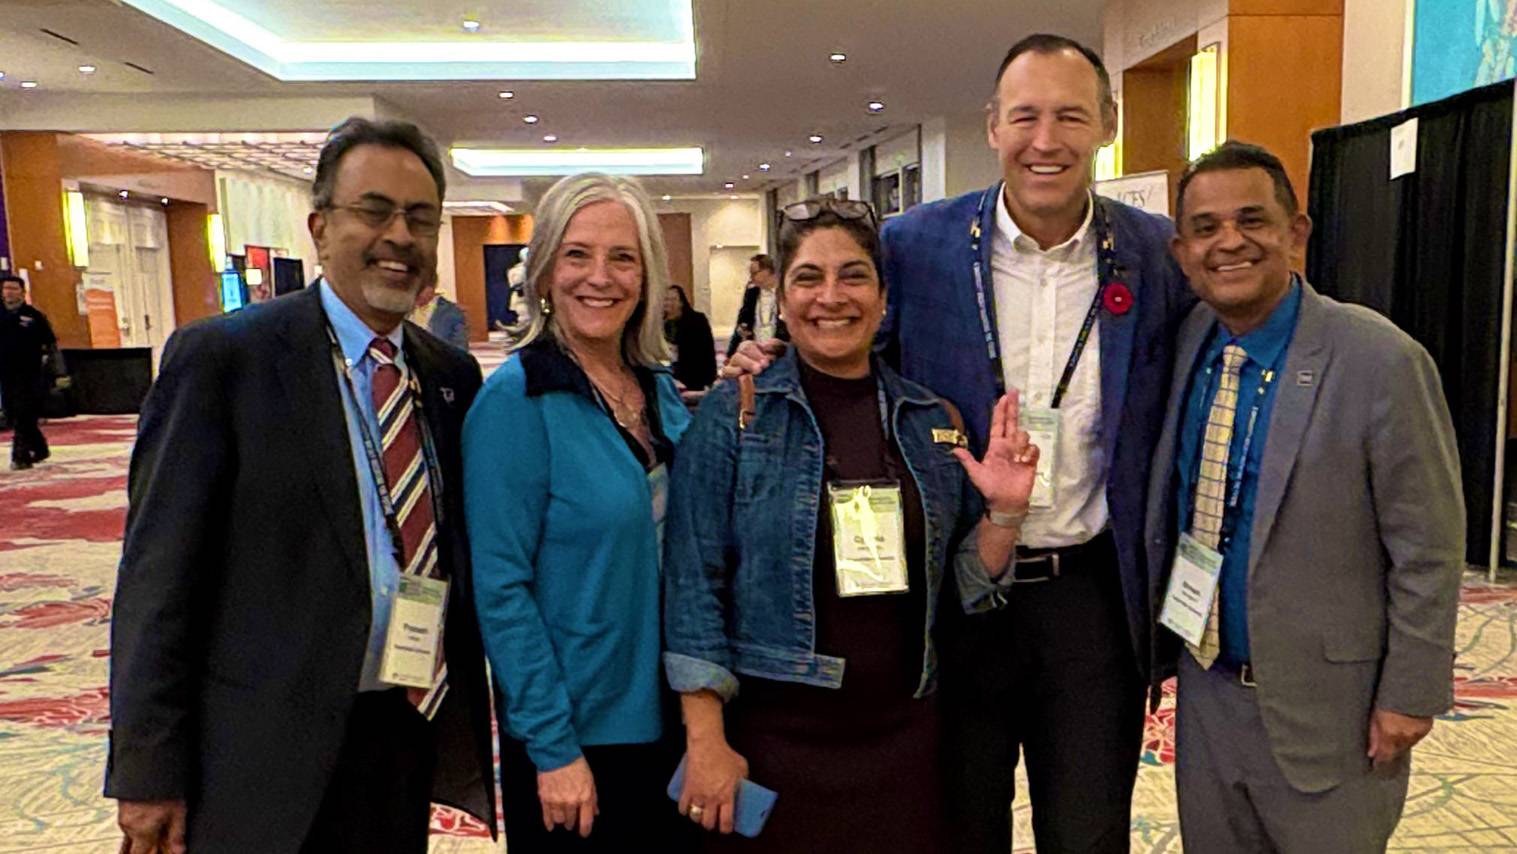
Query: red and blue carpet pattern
[[2, 404, 1514, 852]]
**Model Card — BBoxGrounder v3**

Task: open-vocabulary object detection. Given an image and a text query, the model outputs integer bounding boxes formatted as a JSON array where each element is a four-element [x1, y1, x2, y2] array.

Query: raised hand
[[952, 390, 1040, 514]]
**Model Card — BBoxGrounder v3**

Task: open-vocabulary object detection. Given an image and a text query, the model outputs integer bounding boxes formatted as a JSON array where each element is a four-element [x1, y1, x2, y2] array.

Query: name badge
[[1158, 533, 1223, 646], [827, 481, 909, 597], [380, 575, 449, 690], [1021, 407, 1061, 508]]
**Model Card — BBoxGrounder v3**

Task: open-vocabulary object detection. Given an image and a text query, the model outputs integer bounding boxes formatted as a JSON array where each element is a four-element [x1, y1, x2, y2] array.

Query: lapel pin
[[1296, 370, 1315, 387], [441, 387, 455, 404]]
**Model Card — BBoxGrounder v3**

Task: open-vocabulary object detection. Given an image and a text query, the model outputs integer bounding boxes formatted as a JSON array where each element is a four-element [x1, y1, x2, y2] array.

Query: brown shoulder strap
[[942, 398, 966, 436], [737, 374, 757, 431]]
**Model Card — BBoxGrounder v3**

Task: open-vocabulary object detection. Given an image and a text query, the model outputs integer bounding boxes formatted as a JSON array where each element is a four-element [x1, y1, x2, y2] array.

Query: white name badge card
[[1021, 407, 1061, 508], [828, 481, 910, 597], [1158, 533, 1223, 646], [380, 575, 449, 689]]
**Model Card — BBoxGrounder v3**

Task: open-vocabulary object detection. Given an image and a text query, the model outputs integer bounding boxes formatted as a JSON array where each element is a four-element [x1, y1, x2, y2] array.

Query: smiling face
[[545, 199, 646, 351], [1171, 167, 1312, 333], [987, 48, 1115, 237], [309, 144, 440, 332], [781, 226, 884, 378]]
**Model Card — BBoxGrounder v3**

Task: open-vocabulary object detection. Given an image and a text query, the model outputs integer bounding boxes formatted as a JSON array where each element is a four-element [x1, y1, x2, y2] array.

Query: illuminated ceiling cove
[[117, 0, 696, 81]]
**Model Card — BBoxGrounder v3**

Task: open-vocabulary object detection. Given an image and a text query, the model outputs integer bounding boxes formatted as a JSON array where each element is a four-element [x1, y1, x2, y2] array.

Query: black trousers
[[938, 532, 1147, 854], [300, 690, 436, 854], [499, 732, 696, 853], [3, 388, 47, 465]]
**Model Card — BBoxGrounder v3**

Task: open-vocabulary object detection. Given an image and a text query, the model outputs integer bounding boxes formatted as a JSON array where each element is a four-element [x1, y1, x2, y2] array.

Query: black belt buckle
[[1238, 662, 1257, 688], [1011, 551, 1061, 584]]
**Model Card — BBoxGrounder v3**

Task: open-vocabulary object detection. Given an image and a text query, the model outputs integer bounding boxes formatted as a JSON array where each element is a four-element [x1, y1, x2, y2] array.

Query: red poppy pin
[[1103, 282, 1134, 316]]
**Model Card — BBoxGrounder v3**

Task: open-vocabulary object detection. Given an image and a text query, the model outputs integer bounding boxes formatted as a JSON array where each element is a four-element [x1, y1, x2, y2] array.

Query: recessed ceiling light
[[829, 52, 847, 64], [784, 150, 793, 157], [723, 182, 735, 189], [758, 163, 771, 172], [20, 80, 38, 89], [715, 243, 724, 249], [523, 114, 540, 124], [78, 65, 97, 75], [0, 72, 6, 81], [807, 134, 824, 144], [118, 190, 129, 199], [729, 194, 739, 200], [303, 166, 314, 174], [497, 90, 514, 99], [462, 19, 481, 33], [543, 134, 558, 143], [450, 146, 706, 177], [867, 100, 886, 113], [160, 197, 170, 205], [661, 194, 672, 201], [741, 174, 750, 180]]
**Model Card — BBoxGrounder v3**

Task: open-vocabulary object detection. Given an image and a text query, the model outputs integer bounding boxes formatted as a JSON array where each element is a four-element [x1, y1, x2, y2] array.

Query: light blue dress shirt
[[318, 281, 408, 691]]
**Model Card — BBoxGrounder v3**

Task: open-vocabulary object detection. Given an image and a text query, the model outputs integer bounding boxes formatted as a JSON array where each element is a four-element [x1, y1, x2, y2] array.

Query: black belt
[[1009, 530, 1116, 584]]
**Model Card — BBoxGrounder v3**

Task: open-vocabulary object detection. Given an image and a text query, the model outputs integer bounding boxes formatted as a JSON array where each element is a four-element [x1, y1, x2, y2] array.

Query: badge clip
[[932, 427, 968, 448]]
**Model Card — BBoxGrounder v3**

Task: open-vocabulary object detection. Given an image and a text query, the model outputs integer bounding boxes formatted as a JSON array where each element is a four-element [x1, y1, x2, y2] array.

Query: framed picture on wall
[[873, 171, 903, 217]]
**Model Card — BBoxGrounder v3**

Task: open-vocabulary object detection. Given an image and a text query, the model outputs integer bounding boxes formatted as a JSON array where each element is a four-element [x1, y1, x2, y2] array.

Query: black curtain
[[1308, 80, 1513, 565]]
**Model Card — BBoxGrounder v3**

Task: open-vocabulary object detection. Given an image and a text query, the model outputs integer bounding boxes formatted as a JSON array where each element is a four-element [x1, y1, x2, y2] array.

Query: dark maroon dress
[[701, 362, 948, 854]]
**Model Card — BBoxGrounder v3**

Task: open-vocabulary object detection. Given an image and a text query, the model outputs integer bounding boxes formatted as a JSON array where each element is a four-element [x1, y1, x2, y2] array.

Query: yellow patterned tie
[[1187, 344, 1247, 669]]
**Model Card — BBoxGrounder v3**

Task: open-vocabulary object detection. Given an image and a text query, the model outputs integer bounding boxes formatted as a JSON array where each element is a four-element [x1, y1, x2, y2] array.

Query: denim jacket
[[663, 349, 1014, 702]]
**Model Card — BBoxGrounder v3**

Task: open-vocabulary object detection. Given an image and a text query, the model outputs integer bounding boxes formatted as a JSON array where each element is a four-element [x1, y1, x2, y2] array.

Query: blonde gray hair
[[507, 173, 670, 366]]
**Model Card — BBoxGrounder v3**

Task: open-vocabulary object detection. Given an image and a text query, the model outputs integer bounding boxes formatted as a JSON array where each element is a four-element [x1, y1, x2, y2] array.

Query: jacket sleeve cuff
[[1373, 641, 1456, 718], [664, 652, 741, 702], [954, 526, 1015, 614], [103, 729, 188, 801], [525, 733, 584, 774]]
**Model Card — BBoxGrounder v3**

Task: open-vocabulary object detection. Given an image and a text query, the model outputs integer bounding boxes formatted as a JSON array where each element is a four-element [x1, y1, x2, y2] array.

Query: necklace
[[564, 343, 646, 431]]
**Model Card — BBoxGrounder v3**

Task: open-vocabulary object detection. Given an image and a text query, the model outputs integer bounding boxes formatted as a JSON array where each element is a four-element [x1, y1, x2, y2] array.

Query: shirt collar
[[995, 187, 1095, 255], [1206, 276, 1303, 368], [318, 279, 404, 366]]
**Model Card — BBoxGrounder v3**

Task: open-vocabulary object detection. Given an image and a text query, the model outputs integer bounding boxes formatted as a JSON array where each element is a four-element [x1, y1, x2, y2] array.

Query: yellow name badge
[[932, 427, 967, 448], [380, 575, 449, 690], [827, 481, 910, 597]]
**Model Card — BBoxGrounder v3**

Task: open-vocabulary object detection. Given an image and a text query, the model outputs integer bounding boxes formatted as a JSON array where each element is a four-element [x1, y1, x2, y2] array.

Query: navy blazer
[[879, 184, 1196, 684]]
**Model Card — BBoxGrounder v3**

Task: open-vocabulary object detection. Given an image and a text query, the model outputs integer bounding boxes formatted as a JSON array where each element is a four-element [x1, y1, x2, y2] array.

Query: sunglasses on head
[[779, 197, 878, 228]]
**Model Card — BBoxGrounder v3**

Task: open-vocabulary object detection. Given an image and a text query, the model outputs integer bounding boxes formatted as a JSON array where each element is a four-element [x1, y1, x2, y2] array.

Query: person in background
[[106, 116, 496, 854], [725, 34, 1195, 853], [412, 273, 472, 351], [1149, 141, 1463, 853], [664, 197, 1033, 853], [0, 274, 56, 471], [664, 284, 717, 391], [463, 172, 695, 851], [725, 253, 786, 356]]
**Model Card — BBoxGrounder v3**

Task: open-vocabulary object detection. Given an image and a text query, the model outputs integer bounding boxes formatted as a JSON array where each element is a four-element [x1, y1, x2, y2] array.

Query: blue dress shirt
[[1175, 279, 1301, 666], [318, 281, 408, 691]]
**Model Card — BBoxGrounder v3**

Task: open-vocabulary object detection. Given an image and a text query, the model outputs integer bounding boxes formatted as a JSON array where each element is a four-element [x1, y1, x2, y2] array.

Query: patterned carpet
[[1, 340, 1513, 852]]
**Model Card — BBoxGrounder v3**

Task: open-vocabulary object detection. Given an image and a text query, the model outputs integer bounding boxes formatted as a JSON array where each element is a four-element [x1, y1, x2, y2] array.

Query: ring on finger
[[688, 804, 705, 820]]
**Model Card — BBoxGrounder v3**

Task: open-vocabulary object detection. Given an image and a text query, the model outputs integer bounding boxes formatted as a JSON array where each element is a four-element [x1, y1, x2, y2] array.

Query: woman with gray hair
[[463, 173, 694, 850]]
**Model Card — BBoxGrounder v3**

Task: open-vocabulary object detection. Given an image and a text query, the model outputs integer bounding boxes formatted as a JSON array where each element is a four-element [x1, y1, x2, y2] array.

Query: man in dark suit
[[724, 253, 786, 356], [106, 117, 496, 854], [1147, 142, 1462, 852], [728, 35, 1195, 853], [0, 274, 57, 469]]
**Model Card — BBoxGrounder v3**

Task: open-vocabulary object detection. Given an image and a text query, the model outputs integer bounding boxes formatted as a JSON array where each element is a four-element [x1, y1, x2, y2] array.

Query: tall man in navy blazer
[[1149, 142, 1462, 852], [106, 118, 496, 853], [732, 34, 1196, 853]]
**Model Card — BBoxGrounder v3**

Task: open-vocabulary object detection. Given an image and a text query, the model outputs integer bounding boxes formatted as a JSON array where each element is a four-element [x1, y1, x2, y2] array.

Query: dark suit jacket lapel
[[1248, 282, 1330, 571], [1098, 199, 1140, 464], [1147, 304, 1213, 604], [273, 287, 369, 588]]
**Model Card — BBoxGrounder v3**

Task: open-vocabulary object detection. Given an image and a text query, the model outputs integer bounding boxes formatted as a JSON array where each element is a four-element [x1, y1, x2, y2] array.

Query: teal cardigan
[[463, 339, 691, 771]]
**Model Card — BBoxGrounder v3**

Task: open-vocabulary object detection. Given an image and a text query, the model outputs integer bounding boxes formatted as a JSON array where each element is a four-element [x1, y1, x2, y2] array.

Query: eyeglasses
[[325, 202, 443, 237], [779, 197, 878, 228]]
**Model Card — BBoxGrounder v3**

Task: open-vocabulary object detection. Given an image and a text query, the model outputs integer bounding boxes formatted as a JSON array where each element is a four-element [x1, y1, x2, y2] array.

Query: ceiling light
[[78, 65, 97, 75], [461, 19, 481, 33], [867, 100, 886, 113], [0, 72, 6, 80], [808, 134, 824, 144], [784, 150, 793, 157], [497, 90, 514, 99], [758, 163, 771, 171], [829, 52, 847, 64], [723, 182, 735, 189], [451, 146, 706, 177], [523, 114, 540, 124], [661, 194, 672, 201], [160, 197, 170, 205], [741, 174, 750, 180], [730, 194, 739, 200], [542, 134, 558, 143], [303, 166, 314, 174], [118, 190, 129, 199], [20, 81, 38, 89]]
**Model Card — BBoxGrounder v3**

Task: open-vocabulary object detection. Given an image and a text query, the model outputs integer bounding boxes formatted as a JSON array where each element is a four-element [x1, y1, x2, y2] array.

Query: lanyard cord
[[969, 185, 1122, 405]]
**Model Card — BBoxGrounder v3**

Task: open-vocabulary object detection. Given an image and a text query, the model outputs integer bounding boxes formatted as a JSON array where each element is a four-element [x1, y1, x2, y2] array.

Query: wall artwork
[[1413, 0, 1517, 105]]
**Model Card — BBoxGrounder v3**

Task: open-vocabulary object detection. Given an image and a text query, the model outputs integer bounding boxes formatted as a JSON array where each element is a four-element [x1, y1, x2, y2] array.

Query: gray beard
[[361, 280, 421, 318]]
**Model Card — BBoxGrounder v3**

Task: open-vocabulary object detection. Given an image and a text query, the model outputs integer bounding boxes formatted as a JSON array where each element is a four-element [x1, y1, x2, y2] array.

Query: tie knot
[[369, 337, 398, 364], [1221, 343, 1247, 372]]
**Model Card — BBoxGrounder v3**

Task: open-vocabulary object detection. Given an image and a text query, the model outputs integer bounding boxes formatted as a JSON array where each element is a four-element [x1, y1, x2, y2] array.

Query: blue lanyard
[[968, 184, 1121, 405]]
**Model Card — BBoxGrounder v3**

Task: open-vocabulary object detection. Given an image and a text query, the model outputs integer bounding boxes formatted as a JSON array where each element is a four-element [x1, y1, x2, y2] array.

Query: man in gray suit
[[1147, 141, 1464, 853]]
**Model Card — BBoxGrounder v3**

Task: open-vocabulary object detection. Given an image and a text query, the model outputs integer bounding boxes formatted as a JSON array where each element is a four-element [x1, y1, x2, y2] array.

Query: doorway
[[83, 196, 176, 358]]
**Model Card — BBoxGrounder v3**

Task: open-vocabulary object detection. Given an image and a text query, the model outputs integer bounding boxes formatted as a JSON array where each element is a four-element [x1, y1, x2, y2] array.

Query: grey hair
[[311, 117, 447, 210], [507, 173, 670, 366]]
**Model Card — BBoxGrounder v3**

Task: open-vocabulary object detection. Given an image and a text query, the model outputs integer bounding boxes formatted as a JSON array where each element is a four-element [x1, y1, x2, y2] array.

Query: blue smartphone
[[666, 754, 778, 838]]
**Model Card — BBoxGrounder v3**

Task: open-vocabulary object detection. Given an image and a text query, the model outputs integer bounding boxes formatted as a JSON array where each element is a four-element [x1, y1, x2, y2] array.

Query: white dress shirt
[[990, 190, 1109, 548]]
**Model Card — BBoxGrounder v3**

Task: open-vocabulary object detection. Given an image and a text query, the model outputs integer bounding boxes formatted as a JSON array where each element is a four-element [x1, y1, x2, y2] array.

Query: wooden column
[[0, 133, 87, 348], [451, 214, 533, 342], [166, 202, 219, 325]]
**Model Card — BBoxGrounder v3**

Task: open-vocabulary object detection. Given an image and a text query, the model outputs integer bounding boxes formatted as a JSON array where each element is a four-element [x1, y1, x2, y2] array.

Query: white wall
[[817, 159, 851, 197], [653, 196, 765, 323], [920, 111, 1002, 203], [707, 246, 760, 342], [436, 216, 457, 298], [873, 129, 920, 175], [1341, 0, 1411, 124], [217, 171, 319, 271]]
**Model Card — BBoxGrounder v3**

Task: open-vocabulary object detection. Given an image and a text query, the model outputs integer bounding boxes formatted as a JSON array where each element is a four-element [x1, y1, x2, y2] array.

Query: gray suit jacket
[[1145, 281, 1464, 793]]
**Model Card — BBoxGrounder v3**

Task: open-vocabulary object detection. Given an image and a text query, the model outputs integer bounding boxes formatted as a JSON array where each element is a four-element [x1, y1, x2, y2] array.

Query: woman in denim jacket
[[663, 198, 1041, 852]]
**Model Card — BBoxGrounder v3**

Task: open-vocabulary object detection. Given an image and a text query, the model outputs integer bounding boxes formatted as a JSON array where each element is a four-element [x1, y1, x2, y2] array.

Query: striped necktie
[[1187, 343, 1247, 669], [369, 337, 448, 717]]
